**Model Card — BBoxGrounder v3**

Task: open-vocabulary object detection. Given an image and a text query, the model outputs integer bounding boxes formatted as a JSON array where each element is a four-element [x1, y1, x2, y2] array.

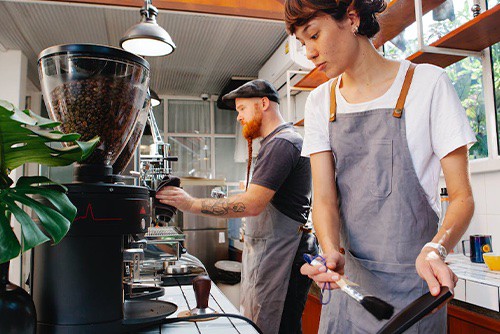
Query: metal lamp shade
[[120, 21, 175, 57], [150, 89, 161, 106]]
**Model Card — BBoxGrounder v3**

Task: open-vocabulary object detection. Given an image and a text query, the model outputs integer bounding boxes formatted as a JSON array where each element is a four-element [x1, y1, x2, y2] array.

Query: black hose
[[161, 313, 263, 334]]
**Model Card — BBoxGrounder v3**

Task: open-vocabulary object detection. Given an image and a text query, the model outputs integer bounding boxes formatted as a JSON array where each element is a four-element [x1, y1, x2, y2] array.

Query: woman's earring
[[353, 26, 359, 36]]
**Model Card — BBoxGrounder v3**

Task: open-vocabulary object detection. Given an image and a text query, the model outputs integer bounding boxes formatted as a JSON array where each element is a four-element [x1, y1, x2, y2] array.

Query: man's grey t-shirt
[[250, 123, 312, 224]]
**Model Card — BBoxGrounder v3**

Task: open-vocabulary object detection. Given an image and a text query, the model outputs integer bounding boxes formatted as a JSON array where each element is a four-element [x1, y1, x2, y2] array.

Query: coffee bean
[[48, 76, 148, 165]]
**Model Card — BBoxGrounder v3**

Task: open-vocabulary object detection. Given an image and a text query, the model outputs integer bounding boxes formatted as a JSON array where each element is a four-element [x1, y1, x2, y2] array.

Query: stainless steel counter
[[137, 281, 258, 333]]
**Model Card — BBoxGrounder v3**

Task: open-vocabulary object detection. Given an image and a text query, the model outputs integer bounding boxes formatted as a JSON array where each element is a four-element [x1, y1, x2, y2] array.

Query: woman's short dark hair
[[285, 0, 387, 39]]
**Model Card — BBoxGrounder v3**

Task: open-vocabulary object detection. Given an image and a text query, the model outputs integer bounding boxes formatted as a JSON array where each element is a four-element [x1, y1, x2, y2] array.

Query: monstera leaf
[[0, 100, 99, 263]]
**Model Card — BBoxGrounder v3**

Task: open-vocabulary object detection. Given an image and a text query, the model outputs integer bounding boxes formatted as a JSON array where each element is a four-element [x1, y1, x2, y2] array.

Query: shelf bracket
[[286, 69, 311, 123], [421, 46, 483, 59], [414, 0, 484, 61]]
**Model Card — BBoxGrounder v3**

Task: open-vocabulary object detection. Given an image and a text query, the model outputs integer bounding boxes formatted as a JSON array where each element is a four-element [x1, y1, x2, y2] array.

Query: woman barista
[[284, 0, 475, 332]]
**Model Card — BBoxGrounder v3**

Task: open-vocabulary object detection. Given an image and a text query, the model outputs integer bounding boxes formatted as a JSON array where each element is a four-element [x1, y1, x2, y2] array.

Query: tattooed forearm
[[201, 198, 246, 216]]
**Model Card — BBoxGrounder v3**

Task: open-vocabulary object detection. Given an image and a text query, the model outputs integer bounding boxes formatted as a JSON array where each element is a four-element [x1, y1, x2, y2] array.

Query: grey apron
[[319, 64, 447, 334], [241, 203, 304, 334]]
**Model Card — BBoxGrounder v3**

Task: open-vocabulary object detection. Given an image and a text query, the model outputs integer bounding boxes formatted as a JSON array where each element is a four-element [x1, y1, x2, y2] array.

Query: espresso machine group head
[[31, 44, 177, 333]]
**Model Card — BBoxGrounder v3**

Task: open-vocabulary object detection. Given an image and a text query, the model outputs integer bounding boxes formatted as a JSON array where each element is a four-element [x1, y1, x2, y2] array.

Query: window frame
[[401, 0, 500, 173], [162, 95, 242, 185]]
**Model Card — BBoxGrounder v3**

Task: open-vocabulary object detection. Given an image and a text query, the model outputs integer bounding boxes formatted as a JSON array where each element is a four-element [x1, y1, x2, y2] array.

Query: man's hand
[[156, 186, 195, 212], [300, 251, 345, 290], [416, 247, 458, 296]]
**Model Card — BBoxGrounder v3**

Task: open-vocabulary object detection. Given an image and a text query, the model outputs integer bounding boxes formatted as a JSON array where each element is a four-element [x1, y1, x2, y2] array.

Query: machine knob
[[190, 275, 216, 315]]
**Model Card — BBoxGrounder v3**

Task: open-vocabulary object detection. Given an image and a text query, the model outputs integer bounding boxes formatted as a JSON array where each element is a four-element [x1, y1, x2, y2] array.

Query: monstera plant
[[0, 100, 99, 264]]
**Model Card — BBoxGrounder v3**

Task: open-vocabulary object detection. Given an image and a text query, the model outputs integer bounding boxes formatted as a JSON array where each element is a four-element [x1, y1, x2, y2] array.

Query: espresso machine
[[31, 44, 177, 333]]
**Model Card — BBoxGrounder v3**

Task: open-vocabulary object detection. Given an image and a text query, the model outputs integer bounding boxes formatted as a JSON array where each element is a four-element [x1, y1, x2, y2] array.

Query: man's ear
[[261, 97, 270, 110]]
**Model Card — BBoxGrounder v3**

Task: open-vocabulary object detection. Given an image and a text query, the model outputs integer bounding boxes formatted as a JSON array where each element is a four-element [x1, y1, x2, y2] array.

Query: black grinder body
[[31, 182, 150, 333]]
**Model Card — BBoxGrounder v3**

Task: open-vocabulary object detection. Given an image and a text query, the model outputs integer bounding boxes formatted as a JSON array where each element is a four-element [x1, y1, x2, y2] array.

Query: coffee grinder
[[31, 44, 177, 333]]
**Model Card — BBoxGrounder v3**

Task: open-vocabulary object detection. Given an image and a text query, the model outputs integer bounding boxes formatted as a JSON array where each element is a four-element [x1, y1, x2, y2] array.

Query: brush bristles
[[360, 296, 394, 320]]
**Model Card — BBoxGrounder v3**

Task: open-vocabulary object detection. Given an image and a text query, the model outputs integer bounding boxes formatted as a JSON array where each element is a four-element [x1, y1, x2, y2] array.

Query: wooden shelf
[[408, 4, 500, 67], [294, 0, 447, 89], [292, 70, 328, 90], [293, 3, 500, 126], [372, 0, 446, 49]]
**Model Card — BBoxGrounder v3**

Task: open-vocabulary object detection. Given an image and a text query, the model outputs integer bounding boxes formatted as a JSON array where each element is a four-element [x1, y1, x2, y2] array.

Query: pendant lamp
[[120, 0, 176, 57], [150, 89, 161, 107]]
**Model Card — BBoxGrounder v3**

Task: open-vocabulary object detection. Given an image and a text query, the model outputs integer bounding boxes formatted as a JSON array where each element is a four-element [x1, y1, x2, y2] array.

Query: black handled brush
[[304, 254, 394, 320]]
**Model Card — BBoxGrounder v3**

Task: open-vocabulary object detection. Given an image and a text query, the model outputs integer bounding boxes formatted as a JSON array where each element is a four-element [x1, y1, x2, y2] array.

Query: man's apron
[[241, 204, 304, 334], [319, 64, 447, 333]]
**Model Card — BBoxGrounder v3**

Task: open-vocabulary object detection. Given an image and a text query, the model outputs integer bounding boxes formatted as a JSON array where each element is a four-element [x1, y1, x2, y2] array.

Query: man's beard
[[242, 106, 263, 140], [242, 104, 263, 189]]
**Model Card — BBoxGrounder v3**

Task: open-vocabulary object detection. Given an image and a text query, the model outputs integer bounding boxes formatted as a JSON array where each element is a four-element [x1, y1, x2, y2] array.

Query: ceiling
[[0, 0, 288, 97]]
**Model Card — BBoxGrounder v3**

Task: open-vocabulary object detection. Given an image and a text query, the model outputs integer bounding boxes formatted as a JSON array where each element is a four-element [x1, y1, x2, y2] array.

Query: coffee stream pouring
[[31, 44, 179, 333]]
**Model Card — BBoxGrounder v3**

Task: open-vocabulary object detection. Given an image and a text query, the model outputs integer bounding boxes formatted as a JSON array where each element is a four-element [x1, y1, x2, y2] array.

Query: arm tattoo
[[201, 199, 246, 216]]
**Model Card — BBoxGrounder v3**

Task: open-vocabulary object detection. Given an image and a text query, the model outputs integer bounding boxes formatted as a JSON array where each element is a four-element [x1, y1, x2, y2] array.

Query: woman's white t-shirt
[[301, 60, 476, 216]]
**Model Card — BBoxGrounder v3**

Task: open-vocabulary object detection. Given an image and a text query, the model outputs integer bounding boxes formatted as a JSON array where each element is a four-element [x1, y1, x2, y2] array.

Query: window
[[215, 138, 246, 181], [492, 42, 500, 155], [384, 0, 475, 61], [168, 100, 210, 134], [383, 0, 499, 162], [445, 57, 488, 159], [164, 98, 246, 184], [168, 136, 212, 178]]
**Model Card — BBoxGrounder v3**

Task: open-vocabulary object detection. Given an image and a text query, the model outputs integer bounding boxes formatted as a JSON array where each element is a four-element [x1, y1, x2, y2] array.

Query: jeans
[[279, 232, 318, 334]]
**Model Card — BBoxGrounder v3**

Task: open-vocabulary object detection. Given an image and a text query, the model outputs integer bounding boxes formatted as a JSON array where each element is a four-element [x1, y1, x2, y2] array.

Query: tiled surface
[[465, 214, 490, 237], [469, 173, 487, 215], [447, 254, 500, 312], [441, 170, 500, 257], [137, 281, 258, 334], [484, 171, 500, 215], [487, 215, 500, 247]]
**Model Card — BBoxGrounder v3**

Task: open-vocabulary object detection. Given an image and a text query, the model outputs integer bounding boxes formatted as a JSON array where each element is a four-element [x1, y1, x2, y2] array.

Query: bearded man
[[156, 79, 317, 334]]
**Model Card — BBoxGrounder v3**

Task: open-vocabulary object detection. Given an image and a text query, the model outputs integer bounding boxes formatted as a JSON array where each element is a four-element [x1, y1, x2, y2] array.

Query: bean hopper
[[31, 44, 177, 333]]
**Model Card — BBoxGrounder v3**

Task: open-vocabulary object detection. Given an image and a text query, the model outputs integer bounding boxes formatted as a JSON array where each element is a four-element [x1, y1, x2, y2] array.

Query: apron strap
[[328, 63, 417, 122], [393, 63, 417, 118], [329, 78, 339, 122]]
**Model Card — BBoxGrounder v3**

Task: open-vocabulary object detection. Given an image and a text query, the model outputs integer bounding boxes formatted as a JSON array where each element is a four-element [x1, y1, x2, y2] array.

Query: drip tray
[[160, 272, 200, 286], [123, 299, 177, 326], [125, 285, 165, 300]]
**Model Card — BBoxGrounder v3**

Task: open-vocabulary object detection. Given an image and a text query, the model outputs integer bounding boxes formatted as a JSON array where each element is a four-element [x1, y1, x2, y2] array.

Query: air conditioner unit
[[258, 35, 314, 98]]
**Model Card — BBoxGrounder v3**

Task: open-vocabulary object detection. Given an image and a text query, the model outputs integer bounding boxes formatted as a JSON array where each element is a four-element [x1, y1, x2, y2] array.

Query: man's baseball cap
[[221, 79, 280, 110]]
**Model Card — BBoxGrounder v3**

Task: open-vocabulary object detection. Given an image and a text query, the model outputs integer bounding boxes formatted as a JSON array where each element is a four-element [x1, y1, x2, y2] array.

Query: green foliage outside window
[[492, 42, 500, 155], [384, 1, 496, 159]]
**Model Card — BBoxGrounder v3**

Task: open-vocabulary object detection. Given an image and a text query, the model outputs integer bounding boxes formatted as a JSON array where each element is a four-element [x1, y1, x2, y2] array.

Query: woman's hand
[[300, 251, 346, 290], [416, 247, 458, 296]]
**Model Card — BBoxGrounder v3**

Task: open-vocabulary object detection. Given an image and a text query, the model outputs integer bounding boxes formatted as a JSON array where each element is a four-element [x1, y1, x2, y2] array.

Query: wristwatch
[[423, 242, 448, 261]]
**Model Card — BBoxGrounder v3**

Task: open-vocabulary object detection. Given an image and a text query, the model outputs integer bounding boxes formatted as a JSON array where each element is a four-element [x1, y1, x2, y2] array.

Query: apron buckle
[[392, 108, 403, 118], [297, 225, 313, 234]]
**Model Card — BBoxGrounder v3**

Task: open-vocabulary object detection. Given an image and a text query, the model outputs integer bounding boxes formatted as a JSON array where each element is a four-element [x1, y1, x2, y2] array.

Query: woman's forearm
[[433, 192, 474, 253], [432, 146, 475, 253], [312, 200, 341, 254]]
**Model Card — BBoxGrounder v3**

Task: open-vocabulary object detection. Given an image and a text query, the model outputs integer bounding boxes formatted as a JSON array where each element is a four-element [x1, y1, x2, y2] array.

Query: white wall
[[455, 170, 500, 252]]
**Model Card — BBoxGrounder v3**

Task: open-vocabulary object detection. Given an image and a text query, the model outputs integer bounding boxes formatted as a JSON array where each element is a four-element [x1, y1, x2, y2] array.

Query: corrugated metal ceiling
[[0, 0, 287, 96]]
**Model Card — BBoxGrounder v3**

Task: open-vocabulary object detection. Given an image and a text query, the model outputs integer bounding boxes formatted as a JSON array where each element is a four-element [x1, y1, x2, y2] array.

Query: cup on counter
[[462, 235, 493, 263]]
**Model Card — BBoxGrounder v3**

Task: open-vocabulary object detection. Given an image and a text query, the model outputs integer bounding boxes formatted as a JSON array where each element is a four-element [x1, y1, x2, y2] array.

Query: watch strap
[[423, 242, 447, 261]]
